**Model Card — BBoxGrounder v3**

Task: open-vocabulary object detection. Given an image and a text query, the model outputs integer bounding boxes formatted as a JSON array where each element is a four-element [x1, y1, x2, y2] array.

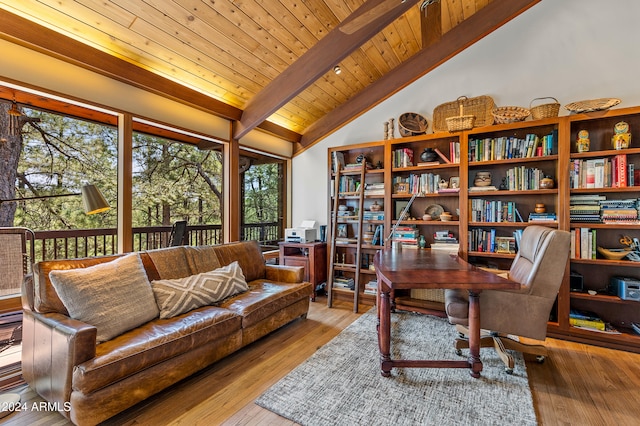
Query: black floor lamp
[[0, 183, 110, 214]]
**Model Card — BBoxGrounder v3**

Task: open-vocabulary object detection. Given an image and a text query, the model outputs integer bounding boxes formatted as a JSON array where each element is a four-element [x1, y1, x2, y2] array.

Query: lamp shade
[[81, 184, 110, 214]]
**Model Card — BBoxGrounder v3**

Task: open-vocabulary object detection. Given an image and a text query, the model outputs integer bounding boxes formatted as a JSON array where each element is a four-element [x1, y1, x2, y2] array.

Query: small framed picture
[[495, 236, 516, 254], [449, 176, 460, 189], [394, 182, 410, 194], [337, 224, 348, 238]]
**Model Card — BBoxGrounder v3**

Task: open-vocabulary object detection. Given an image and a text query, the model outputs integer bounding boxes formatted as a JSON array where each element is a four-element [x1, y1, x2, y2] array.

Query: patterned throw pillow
[[151, 261, 249, 319], [49, 253, 160, 343]]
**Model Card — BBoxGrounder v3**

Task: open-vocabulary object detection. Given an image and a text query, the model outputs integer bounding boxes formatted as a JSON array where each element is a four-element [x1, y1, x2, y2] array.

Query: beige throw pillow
[[49, 253, 160, 343], [151, 261, 249, 319]]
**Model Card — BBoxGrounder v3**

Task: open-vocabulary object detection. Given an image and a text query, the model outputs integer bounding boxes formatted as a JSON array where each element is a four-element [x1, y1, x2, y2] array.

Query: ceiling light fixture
[[333, 65, 342, 75]]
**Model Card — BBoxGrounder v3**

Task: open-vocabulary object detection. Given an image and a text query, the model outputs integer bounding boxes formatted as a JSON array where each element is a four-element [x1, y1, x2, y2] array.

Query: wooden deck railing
[[30, 222, 280, 262]]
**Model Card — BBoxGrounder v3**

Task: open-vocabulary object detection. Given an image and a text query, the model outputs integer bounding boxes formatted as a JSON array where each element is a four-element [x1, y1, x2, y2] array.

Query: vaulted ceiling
[[0, 0, 539, 153]]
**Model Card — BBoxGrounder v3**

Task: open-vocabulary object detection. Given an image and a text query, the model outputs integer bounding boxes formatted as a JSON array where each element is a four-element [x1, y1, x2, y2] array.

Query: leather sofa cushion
[[73, 306, 242, 394], [49, 253, 160, 343], [33, 254, 122, 314], [185, 245, 222, 274], [219, 280, 312, 328], [143, 246, 192, 280], [212, 241, 266, 283]]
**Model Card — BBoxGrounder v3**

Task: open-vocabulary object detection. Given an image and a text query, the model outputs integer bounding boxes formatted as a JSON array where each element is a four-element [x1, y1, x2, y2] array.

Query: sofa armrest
[[22, 308, 97, 407], [265, 264, 304, 283]]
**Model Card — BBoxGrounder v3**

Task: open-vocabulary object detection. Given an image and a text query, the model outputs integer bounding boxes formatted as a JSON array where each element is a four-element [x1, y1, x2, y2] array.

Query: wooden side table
[[279, 242, 327, 301]]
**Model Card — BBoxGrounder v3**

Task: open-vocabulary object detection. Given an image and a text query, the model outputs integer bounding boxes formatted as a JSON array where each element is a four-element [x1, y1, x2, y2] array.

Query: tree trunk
[[0, 102, 26, 227]]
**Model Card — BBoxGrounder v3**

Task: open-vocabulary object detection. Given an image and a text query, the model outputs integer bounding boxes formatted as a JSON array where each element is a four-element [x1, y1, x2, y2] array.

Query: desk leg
[[467, 290, 483, 378], [378, 290, 392, 377]]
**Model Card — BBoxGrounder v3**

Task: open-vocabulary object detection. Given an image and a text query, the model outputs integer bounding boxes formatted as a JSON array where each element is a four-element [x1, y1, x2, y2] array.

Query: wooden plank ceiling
[[0, 0, 539, 152]]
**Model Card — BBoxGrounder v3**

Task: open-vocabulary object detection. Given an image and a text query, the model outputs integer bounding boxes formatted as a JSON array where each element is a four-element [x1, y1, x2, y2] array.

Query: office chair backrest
[[509, 225, 570, 298], [169, 220, 188, 246]]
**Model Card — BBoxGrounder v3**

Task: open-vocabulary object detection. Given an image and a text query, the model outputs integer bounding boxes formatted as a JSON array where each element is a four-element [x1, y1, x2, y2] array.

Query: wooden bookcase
[[327, 106, 640, 352]]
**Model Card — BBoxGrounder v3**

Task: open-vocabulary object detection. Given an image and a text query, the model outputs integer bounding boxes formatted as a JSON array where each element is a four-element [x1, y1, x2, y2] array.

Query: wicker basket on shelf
[[398, 112, 428, 137], [492, 106, 530, 124], [433, 95, 494, 132], [529, 97, 560, 120]]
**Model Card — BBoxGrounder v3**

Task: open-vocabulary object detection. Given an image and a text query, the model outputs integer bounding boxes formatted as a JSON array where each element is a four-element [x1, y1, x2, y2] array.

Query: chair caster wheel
[[455, 349, 462, 356], [536, 355, 545, 364], [505, 368, 514, 374]]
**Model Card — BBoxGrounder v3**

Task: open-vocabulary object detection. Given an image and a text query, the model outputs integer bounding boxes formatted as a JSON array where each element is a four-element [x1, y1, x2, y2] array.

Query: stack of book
[[528, 212, 557, 222], [364, 183, 385, 196], [569, 309, 605, 331], [364, 280, 378, 295], [599, 198, 639, 224], [333, 277, 355, 290], [431, 230, 459, 252], [569, 194, 605, 223], [392, 226, 418, 248]]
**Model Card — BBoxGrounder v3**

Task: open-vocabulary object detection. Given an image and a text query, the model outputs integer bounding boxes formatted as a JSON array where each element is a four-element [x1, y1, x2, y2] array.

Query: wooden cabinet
[[327, 106, 640, 352], [279, 242, 327, 301]]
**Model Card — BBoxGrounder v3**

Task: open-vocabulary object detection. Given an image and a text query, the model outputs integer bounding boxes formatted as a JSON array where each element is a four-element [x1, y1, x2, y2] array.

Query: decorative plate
[[564, 98, 621, 113], [424, 204, 444, 220]]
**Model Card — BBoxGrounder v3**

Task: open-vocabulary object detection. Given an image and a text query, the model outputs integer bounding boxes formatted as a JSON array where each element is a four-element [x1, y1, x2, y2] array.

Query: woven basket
[[433, 95, 494, 132], [492, 106, 530, 124], [564, 98, 621, 113], [398, 112, 428, 137], [530, 97, 560, 120], [410, 288, 445, 303]]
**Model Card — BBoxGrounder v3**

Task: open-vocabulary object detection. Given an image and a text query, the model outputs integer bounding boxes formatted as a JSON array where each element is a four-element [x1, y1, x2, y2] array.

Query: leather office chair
[[445, 225, 570, 373]]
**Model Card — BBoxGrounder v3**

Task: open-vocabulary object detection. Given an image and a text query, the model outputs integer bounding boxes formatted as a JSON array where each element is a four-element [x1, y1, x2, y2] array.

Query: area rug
[[256, 309, 536, 426]]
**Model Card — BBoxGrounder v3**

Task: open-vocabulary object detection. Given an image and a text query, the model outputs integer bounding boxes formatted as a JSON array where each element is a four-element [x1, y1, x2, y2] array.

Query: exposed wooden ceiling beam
[[297, 0, 541, 150], [233, 0, 423, 141]]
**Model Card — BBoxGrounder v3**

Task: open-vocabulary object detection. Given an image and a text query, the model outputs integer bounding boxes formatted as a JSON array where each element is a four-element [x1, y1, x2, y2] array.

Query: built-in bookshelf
[[327, 106, 640, 352]]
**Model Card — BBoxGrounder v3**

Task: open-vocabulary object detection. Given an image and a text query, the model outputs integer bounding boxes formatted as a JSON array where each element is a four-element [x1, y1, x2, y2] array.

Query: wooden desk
[[373, 248, 519, 378]]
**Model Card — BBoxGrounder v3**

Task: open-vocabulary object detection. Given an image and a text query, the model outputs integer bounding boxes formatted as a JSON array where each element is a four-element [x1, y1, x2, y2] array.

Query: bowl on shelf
[[596, 246, 630, 260], [440, 212, 452, 222]]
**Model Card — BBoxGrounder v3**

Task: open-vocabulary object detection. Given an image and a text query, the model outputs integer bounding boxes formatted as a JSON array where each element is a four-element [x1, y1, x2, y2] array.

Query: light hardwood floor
[[4, 297, 640, 425]]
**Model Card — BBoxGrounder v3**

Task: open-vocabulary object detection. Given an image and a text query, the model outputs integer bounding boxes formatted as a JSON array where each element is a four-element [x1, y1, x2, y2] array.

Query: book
[[433, 147, 451, 163], [331, 151, 345, 172], [569, 317, 605, 331]]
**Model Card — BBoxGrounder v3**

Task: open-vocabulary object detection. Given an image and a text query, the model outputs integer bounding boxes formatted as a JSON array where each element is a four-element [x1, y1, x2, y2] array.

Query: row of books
[[468, 199, 522, 223], [392, 173, 443, 195], [570, 228, 597, 259], [468, 132, 556, 162], [569, 154, 635, 189], [468, 228, 517, 253], [336, 176, 360, 194], [504, 166, 548, 191]]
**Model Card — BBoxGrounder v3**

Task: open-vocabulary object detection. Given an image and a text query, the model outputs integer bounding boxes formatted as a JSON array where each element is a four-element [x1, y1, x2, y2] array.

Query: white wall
[[292, 0, 640, 227]]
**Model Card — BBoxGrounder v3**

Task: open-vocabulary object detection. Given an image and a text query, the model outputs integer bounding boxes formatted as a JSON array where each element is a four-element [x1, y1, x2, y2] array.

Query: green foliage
[[243, 163, 281, 224], [132, 133, 223, 226]]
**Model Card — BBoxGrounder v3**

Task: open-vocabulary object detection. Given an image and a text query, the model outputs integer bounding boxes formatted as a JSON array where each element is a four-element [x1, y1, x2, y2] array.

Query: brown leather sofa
[[21, 240, 312, 425]]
